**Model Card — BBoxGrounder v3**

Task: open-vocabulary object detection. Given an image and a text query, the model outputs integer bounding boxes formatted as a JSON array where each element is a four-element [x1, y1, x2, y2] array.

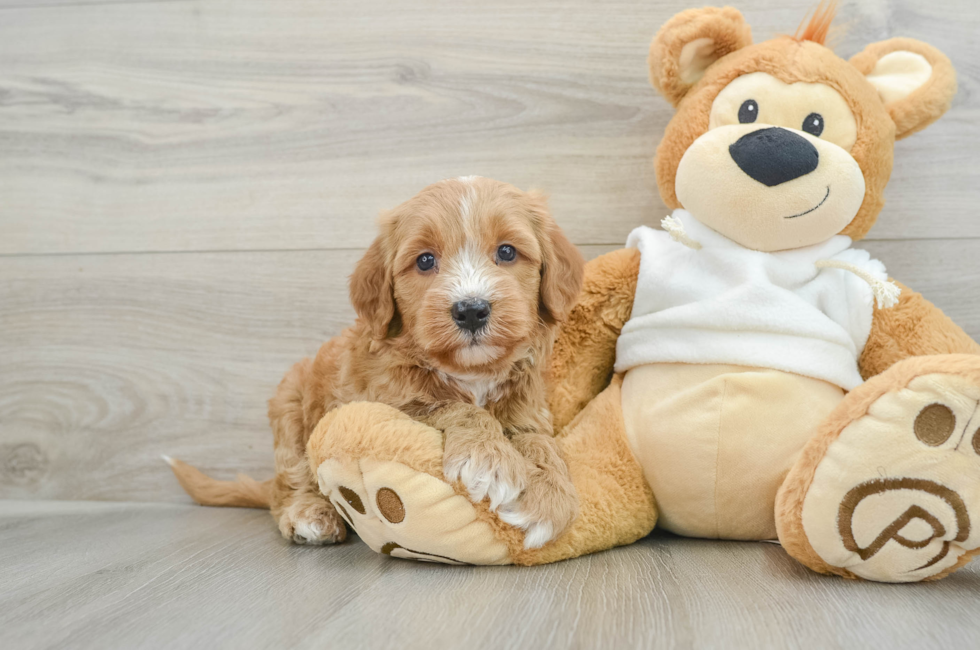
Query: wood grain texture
[[1, 0, 979, 644], [0, 0, 979, 255], [0, 501, 978, 650], [1, 241, 977, 502], [0, 244, 610, 501]]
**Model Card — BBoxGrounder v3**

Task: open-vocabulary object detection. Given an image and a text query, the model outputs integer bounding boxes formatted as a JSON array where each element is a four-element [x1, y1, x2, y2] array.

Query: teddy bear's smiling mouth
[[784, 186, 831, 219]]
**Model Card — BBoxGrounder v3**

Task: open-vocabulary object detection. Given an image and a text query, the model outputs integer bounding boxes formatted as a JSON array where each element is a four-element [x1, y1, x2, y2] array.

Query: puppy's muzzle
[[451, 298, 491, 333]]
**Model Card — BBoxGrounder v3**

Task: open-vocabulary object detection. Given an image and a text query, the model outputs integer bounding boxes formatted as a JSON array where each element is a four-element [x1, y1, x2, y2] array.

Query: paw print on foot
[[801, 371, 980, 582], [313, 457, 512, 565]]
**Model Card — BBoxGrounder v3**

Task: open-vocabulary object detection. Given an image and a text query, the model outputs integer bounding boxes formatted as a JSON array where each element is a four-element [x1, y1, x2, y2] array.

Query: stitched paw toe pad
[[314, 457, 512, 565], [802, 372, 980, 582]]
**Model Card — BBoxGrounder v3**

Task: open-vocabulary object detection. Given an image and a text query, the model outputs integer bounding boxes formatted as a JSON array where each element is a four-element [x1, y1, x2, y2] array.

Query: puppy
[[170, 177, 585, 550]]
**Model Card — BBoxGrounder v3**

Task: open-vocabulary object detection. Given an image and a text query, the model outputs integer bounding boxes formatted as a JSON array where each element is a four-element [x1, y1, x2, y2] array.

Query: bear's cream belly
[[621, 363, 845, 540]]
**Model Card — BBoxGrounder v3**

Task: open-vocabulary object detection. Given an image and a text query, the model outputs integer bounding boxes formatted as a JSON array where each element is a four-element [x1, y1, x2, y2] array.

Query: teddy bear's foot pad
[[800, 371, 980, 582], [314, 457, 512, 565]]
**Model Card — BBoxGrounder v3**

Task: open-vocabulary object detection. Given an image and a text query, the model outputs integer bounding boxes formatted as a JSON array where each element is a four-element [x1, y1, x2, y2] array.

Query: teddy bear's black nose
[[729, 127, 819, 187]]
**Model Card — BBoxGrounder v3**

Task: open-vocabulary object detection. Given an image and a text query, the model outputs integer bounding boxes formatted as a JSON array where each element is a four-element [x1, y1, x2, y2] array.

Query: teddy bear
[[304, 5, 980, 582]]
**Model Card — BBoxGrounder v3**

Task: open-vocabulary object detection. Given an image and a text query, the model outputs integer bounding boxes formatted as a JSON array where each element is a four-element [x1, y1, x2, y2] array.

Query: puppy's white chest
[[451, 375, 500, 408]]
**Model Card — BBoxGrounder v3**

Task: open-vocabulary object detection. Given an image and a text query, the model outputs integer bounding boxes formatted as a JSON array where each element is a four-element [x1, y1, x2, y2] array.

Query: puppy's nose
[[451, 299, 491, 333], [729, 127, 819, 187]]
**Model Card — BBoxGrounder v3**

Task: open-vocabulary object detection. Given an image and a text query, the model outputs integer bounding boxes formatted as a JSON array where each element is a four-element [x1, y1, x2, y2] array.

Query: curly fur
[[170, 177, 585, 546]]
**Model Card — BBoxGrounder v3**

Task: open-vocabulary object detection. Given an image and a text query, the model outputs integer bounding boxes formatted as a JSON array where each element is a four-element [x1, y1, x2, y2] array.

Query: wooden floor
[[1, 0, 979, 648], [2, 501, 980, 650]]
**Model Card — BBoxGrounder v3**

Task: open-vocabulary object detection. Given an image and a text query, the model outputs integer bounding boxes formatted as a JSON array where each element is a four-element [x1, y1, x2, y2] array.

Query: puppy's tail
[[164, 456, 272, 509]]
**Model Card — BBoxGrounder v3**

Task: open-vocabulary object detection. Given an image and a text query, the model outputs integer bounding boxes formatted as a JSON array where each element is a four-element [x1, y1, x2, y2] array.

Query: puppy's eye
[[738, 99, 758, 124], [802, 112, 824, 137], [496, 244, 517, 263], [416, 253, 436, 272]]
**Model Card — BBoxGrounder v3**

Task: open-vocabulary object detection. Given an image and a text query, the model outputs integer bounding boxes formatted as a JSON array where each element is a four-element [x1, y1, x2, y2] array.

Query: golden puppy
[[170, 177, 585, 550]]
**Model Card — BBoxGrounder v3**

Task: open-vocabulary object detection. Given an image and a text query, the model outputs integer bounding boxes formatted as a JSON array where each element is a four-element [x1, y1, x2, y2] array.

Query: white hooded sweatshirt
[[613, 209, 888, 390]]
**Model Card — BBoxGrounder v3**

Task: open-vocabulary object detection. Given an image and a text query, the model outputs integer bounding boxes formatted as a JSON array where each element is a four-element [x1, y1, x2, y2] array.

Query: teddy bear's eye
[[802, 112, 824, 137], [738, 99, 758, 124]]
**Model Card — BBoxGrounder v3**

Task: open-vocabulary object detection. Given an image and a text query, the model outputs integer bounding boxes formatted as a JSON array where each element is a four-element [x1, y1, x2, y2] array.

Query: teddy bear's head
[[649, 5, 956, 252]]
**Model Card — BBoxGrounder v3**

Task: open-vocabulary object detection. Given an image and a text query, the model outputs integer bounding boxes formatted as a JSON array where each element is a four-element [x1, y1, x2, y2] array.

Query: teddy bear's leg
[[775, 354, 980, 582], [306, 402, 513, 565], [306, 377, 656, 566], [514, 376, 657, 565]]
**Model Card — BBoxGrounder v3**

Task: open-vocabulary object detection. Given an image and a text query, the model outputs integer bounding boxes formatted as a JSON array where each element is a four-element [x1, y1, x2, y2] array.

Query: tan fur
[[172, 177, 585, 545], [178, 9, 978, 581], [849, 38, 957, 140], [517, 376, 658, 565], [649, 9, 956, 244], [548, 247, 641, 432], [653, 35, 895, 243], [647, 6, 753, 108], [426, 400, 538, 518], [648, 9, 974, 580], [859, 282, 980, 380], [553, 9, 973, 572], [166, 457, 272, 509], [306, 403, 445, 477], [775, 354, 980, 580], [305, 374, 656, 565], [305, 244, 980, 573]]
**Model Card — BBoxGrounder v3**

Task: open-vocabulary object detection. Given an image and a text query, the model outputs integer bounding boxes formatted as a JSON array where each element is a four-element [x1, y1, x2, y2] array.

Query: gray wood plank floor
[[2, 501, 979, 650], [1, 0, 980, 647]]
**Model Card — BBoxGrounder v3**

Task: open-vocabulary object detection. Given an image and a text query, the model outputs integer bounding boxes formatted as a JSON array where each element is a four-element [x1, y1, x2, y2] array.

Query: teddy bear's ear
[[648, 7, 753, 107], [850, 38, 957, 140]]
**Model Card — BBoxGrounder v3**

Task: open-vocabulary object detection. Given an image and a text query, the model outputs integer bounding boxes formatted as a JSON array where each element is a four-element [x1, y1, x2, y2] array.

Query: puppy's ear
[[349, 220, 397, 340], [649, 7, 753, 107], [850, 38, 956, 140], [529, 192, 585, 324]]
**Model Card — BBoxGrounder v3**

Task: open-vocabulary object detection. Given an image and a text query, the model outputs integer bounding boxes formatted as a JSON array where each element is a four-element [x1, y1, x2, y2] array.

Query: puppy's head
[[350, 177, 585, 376]]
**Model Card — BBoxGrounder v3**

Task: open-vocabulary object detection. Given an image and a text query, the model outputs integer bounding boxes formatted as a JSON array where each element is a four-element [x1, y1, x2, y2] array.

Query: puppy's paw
[[277, 497, 347, 545], [498, 465, 579, 549], [443, 437, 527, 512]]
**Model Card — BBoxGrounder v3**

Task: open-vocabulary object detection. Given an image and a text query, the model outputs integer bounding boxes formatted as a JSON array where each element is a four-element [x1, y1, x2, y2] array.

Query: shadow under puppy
[[169, 177, 585, 550]]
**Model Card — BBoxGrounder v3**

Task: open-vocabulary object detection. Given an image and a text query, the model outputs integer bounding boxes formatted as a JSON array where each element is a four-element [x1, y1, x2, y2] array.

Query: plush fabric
[[303, 7, 980, 583], [548, 247, 640, 432], [850, 38, 957, 140], [672, 121, 868, 251], [654, 36, 896, 244], [648, 6, 753, 107], [709, 72, 858, 149], [622, 362, 844, 540], [859, 283, 980, 379], [307, 247, 980, 577], [798, 370, 980, 582], [775, 355, 980, 582], [519, 377, 657, 565], [308, 373, 657, 566], [615, 210, 884, 390]]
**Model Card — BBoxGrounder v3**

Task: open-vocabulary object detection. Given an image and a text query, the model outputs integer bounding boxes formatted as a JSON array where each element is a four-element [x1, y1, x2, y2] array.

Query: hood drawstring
[[661, 215, 702, 250], [660, 215, 901, 310], [814, 259, 901, 309]]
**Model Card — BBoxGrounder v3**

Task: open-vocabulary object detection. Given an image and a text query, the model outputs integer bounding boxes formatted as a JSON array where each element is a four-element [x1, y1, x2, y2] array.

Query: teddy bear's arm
[[548, 247, 641, 432], [858, 281, 980, 380]]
